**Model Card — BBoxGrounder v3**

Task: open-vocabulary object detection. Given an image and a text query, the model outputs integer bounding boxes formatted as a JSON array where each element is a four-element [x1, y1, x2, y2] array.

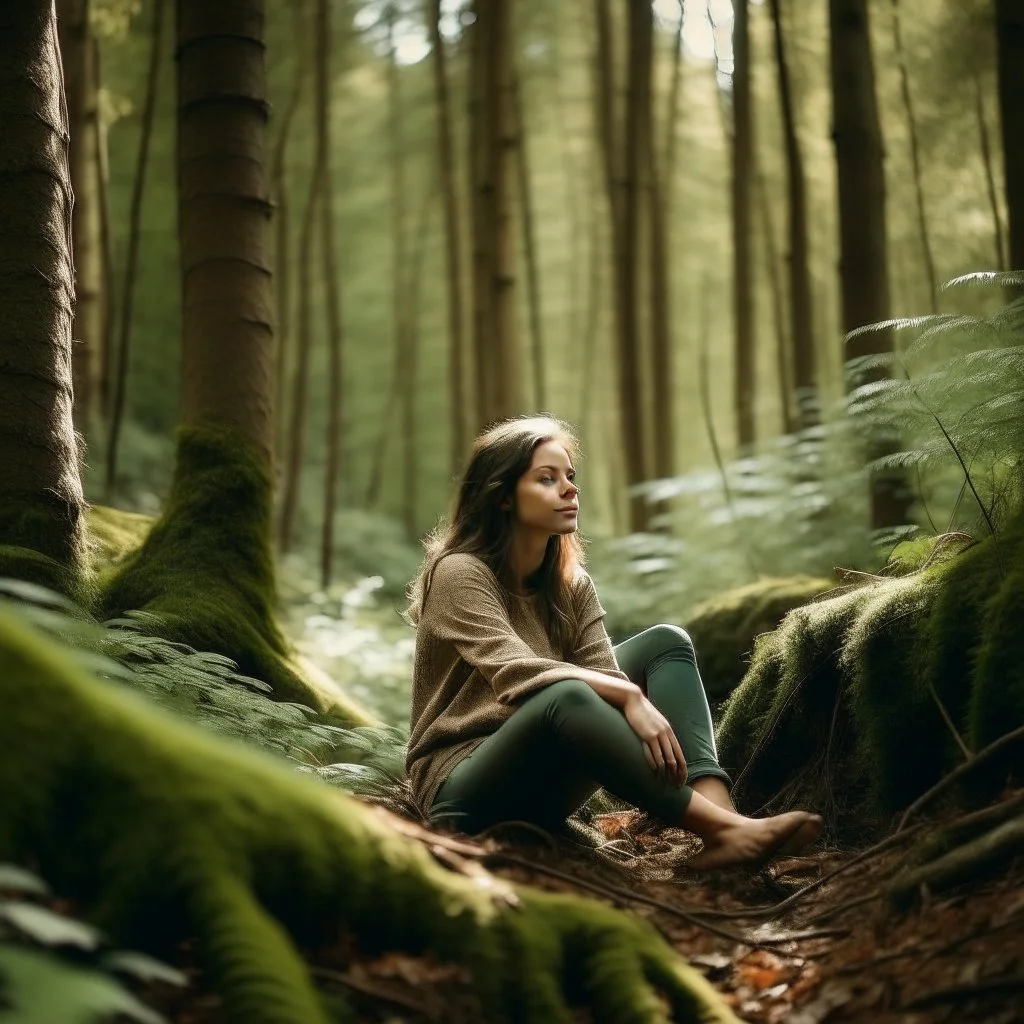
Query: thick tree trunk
[[830, 0, 909, 529], [995, 0, 1024, 272], [890, 0, 937, 310], [769, 0, 818, 430], [177, 0, 274, 459], [57, 0, 103, 436], [429, 0, 468, 471], [314, 0, 345, 590], [732, 0, 756, 452], [0, 0, 87, 587]]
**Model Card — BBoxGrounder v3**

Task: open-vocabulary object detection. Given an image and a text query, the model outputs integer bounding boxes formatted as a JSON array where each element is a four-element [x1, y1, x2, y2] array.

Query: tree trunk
[[732, 0, 756, 452], [0, 0, 87, 588], [755, 163, 794, 436], [769, 0, 818, 430], [512, 62, 545, 412], [314, 0, 345, 590], [974, 69, 1007, 272], [57, 0, 103, 436], [830, 0, 909, 529], [995, 0, 1024, 272], [177, 0, 274, 457], [106, 0, 163, 496], [270, 0, 308, 459], [890, 0, 937, 310], [429, 0, 468, 471], [469, 0, 521, 425], [94, 38, 115, 424]]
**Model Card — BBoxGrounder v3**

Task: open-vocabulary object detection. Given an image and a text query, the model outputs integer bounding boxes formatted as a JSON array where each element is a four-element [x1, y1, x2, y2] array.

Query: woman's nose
[[563, 480, 578, 498]]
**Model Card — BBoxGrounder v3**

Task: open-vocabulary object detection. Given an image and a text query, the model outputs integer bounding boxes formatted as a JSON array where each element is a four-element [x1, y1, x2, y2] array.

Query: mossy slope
[[718, 524, 1024, 816], [0, 606, 737, 1024], [684, 575, 834, 702], [99, 429, 374, 726]]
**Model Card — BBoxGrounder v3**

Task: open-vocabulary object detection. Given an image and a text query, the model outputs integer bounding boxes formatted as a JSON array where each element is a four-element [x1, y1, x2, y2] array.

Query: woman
[[405, 416, 821, 868]]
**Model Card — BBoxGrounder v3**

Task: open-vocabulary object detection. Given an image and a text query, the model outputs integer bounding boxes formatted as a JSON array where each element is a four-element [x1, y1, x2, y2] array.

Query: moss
[[0, 605, 738, 1024], [718, 519, 1024, 817], [99, 428, 374, 726], [684, 575, 834, 702], [86, 505, 154, 577]]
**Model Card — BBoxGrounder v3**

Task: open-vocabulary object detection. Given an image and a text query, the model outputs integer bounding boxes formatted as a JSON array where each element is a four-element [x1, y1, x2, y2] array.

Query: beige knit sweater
[[406, 551, 630, 813]]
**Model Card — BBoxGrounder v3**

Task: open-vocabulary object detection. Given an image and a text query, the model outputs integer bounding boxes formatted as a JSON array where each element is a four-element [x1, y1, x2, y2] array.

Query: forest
[[0, 0, 1022, 1021]]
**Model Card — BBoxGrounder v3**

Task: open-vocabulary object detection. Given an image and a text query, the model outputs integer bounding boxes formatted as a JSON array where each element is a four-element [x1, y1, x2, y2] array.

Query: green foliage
[[0, 602, 737, 1024], [99, 428, 374, 726], [0, 863, 182, 1024]]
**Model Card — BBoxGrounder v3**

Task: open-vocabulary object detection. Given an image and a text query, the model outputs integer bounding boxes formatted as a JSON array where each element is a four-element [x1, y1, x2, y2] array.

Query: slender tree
[[974, 69, 1006, 271], [769, 0, 818, 430], [890, 0, 937, 310], [429, 0, 468, 472], [830, 0, 909, 528], [57, 0, 103, 435], [732, 0, 756, 451], [995, 0, 1024, 271], [94, 38, 115, 423], [105, 0, 164, 495], [468, 0, 521, 425], [0, 0, 87, 590], [270, 0, 308, 455], [512, 61, 546, 411], [315, 0, 346, 588]]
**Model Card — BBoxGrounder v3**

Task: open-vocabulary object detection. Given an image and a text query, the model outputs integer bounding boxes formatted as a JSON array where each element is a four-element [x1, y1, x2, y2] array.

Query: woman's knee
[[544, 677, 603, 713], [644, 623, 696, 659]]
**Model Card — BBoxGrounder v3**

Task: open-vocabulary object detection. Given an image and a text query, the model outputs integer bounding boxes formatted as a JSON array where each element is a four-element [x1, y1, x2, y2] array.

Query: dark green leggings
[[431, 624, 732, 833]]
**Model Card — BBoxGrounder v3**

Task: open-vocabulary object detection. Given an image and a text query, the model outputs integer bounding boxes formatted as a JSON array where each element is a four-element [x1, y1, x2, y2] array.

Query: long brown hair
[[406, 415, 585, 655]]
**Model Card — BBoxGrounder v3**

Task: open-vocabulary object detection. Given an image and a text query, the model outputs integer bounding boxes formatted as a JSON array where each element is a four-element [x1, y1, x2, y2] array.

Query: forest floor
[[146, 792, 1023, 1024]]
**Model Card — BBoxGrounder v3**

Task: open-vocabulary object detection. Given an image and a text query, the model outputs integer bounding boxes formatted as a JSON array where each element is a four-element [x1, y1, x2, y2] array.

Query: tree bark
[[469, 0, 521, 425], [0, 0, 87, 581], [94, 38, 115, 424], [974, 69, 1006, 272], [890, 0, 937, 310], [269, 0, 307, 459], [314, 0, 345, 589], [512, 62, 545, 412], [177, 0, 274, 458], [995, 0, 1024, 272], [769, 0, 818, 430], [830, 0, 909, 529], [106, 0, 164, 495], [429, 0, 468, 471], [732, 0, 756, 452], [57, 0, 103, 436]]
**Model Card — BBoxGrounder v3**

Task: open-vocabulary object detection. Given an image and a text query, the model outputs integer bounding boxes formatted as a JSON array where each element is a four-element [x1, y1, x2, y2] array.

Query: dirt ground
[[132, 791, 1024, 1023]]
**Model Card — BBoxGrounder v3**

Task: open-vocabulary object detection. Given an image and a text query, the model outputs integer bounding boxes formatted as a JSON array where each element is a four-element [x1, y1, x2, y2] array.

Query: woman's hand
[[623, 692, 687, 787]]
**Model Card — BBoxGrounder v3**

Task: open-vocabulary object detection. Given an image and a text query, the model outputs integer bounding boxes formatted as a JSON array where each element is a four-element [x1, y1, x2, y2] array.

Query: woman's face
[[512, 440, 579, 536]]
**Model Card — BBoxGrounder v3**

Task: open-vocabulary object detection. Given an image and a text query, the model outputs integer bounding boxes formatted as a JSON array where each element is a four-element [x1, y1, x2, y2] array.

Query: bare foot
[[687, 811, 822, 871]]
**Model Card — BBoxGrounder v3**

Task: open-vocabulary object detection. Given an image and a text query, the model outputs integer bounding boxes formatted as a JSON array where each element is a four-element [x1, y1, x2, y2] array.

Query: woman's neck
[[509, 530, 549, 592]]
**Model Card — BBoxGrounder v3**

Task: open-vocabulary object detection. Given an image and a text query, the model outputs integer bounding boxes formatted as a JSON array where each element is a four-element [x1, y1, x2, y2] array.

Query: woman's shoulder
[[429, 551, 495, 590]]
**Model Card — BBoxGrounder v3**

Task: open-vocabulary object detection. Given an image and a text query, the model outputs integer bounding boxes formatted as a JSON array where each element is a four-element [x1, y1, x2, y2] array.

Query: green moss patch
[[99, 428, 373, 726], [684, 575, 834, 703], [0, 605, 737, 1024], [86, 505, 155, 577], [718, 526, 1023, 817]]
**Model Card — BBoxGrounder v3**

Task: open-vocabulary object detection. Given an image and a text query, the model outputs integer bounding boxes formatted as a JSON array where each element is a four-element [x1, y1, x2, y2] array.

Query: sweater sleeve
[[570, 571, 631, 681], [421, 553, 583, 704]]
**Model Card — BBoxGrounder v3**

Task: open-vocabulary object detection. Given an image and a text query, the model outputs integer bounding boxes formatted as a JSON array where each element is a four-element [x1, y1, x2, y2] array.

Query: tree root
[[0, 606, 739, 1024], [98, 429, 374, 726], [889, 813, 1024, 907]]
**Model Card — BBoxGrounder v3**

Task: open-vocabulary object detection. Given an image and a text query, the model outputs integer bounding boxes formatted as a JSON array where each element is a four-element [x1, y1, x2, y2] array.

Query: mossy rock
[[718, 524, 1023, 817], [0, 603, 738, 1024], [684, 575, 834, 703], [99, 428, 375, 727]]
